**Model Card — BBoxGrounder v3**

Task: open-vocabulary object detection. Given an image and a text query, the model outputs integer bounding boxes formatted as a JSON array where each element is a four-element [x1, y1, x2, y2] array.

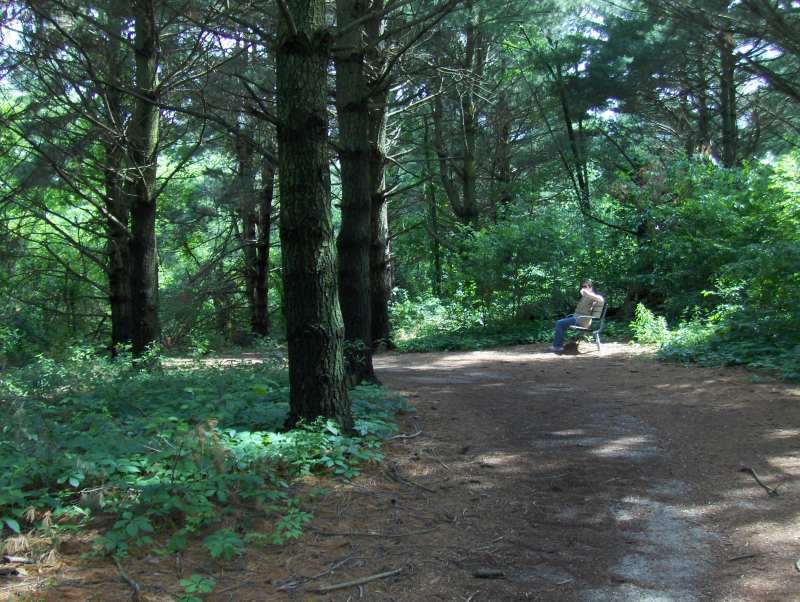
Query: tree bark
[[103, 7, 132, 352], [235, 132, 259, 342], [252, 154, 274, 337], [460, 10, 484, 223], [277, 0, 352, 430], [335, 0, 375, 384], [492, 80, 512, 221], [431, 94, 465, 219], [128, 0, 161, 356], [368, 83, 393, 350], [367, 2, 393, 350], [424, 116, 442, 296], [718, 29, 738, 167]]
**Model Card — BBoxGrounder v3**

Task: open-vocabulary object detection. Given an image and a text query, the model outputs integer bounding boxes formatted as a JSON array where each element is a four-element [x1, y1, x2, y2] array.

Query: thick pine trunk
[[277, 0, 352, 430], [335, 0, 375, 384], [128, 0, 160, 356], [365, 4, 393, 350], [252, 156, 274, 337], [103, 8, 132, 352], [368, 84, 392, 349]]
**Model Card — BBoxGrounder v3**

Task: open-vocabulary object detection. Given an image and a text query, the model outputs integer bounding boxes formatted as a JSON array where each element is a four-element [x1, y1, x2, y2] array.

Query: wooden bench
[[567, 300, 608, 352]]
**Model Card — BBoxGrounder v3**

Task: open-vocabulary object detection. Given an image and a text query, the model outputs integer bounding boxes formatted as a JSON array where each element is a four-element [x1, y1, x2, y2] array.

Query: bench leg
[[595, 332, 601, 352]]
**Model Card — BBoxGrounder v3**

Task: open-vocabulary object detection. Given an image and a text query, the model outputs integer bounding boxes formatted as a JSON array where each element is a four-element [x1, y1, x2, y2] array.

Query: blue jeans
[[553, 316, 577, 348]]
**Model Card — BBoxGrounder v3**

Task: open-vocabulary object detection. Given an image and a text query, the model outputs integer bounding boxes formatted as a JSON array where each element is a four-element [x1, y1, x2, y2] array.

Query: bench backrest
[[591, 300, 607, 319], [590, 301, 609, 332]]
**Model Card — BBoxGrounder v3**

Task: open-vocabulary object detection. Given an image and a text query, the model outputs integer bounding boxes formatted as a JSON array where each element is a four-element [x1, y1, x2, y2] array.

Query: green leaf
[[2, 517, 21, 534]]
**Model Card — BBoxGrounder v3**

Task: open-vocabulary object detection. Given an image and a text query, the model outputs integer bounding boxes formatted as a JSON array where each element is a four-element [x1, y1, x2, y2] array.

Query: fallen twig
[[740, 467, 779, 497], [473, 536, 505, 552], [113, 556, 141, 602], [275, 555, 354, 591], [387, 429, 423, 440], [1, 556, 33, 564], [473, 568, 504, 579], [728, 553, 758, 562], [384, 465, 436, 493], [311, 527, 437, 538], [311, 567, 404, 593]]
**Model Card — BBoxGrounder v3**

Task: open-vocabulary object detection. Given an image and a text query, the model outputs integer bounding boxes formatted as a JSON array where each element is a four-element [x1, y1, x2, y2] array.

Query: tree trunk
[[252, 154, 274, 337], [492, 82, 512, 220], [105, 139, 132, 351], [368, 83, 393, 350], [236, 133, 259, 342], [460, 12, 484, 224], [367, 3, 393, 350], [277, 0, 352, 430], [694, 51, 712, 155], [103, 8, 132, 352], [718, 30, 738, 167], [128, 0, 160, 356], [335, 0, 375, 384], [431, 95, 465, 220], [552, 62, 590, 208], [424, 117, 442, 296]]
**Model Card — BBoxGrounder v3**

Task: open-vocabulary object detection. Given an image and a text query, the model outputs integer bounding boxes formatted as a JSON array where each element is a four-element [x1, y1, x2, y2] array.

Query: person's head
[[581, 279, 594, 290]]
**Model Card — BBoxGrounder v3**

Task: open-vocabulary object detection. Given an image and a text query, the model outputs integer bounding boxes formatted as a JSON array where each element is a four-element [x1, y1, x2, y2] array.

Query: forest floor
[[5, 342, 800, 601]]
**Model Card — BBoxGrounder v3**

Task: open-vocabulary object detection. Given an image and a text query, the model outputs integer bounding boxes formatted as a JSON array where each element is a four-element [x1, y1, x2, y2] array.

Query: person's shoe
[[547, 345, 563, 353]]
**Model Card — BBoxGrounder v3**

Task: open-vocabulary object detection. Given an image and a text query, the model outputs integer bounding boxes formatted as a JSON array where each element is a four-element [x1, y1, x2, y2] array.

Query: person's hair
[[582, 279, 593, 288]]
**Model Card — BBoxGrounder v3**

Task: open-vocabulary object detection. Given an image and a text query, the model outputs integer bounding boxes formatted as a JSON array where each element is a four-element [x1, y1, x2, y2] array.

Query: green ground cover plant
[[631, 304, 800, 382], [0, 348, 409, 565]]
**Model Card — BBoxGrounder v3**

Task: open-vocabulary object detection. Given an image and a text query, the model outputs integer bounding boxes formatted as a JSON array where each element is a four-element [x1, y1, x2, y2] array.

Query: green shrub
[[630, 303, 670, 345]]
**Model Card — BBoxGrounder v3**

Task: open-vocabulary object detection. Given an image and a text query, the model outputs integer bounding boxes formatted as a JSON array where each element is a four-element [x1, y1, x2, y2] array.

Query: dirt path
[[307, 343, 800, 601], [6, 343, 800, 601]]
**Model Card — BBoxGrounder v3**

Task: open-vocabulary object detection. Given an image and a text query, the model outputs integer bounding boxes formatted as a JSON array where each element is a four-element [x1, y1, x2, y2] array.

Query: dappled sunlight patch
[[765, 428, 800, 440], [474, 452, 523, 469], [377, 343, 648, 372], [592, 435, 659, 459]]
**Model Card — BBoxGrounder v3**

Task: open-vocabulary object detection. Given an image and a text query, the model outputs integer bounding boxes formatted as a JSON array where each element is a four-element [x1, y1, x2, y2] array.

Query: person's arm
[[581, 287, 604, 304]]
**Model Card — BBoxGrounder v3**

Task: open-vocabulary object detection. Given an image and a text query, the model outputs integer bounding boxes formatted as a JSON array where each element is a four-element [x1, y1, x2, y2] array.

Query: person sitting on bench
[[547, 280, 604, 353]]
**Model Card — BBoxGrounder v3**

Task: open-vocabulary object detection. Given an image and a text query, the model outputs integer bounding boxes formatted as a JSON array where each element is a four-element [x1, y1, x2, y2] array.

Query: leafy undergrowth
[[0, 348, 409, 583], [394, 319, 627, 353], [394, 320, 551, 352], [631, 304, 800, 382]]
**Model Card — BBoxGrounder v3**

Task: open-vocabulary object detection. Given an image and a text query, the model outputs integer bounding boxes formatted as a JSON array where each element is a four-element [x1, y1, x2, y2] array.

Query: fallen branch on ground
[[387, 429, 423, 440], [113, 556, 141, 601], [728, 553, 758, 562], [310, 527, 437, 538], [311, 567, 404, 593], [384, 464, 436, 493], [275, 555, 354, 591], [740, 467, 779, 497], [473, 568, 504, 579], [1, 556, 33, 564]]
